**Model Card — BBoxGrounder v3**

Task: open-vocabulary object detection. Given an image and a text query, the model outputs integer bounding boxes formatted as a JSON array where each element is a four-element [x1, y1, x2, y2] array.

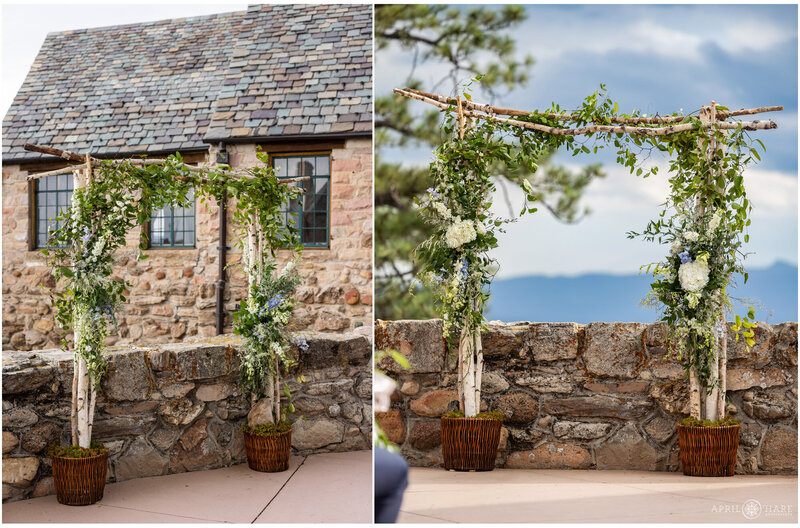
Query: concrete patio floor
[[398, 468, 798, 524], [3, 450, 372, 524]]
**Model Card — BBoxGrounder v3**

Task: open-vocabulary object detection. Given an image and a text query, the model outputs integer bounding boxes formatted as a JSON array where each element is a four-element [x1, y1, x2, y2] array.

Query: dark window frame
[[271, 152, 332, 249], [33, 173, 74, 249], [146, 187, 197, 249]]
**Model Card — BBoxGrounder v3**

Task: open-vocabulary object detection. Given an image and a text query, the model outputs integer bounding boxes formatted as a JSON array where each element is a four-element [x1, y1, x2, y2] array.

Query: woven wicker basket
[[677, 423, 740, 477], [243, 429, 292, 472], [52, 451, 108, 506], [441, 417, 502, 471]]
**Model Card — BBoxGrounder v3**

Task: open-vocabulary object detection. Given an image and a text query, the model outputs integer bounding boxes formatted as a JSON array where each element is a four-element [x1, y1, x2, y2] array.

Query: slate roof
[[3, 4, 372, 163]]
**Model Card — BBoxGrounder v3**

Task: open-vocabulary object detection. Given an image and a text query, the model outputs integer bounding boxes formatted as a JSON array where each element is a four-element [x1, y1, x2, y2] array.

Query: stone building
[[2, 4, 373, 350]]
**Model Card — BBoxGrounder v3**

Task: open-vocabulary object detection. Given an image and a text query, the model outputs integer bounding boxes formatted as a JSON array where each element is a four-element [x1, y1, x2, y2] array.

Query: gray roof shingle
[[3, 4, 372, 163]]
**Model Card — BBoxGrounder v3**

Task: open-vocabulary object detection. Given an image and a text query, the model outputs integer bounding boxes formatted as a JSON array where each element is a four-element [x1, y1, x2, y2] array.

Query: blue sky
[[377, 4, 798, 278]]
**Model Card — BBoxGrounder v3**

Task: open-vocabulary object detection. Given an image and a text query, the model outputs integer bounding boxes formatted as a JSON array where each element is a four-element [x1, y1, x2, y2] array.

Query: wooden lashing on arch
[[394, 86, 783, 421]]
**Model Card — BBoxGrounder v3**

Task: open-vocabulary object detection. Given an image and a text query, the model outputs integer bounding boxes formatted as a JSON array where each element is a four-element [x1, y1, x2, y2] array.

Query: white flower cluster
[[432, 201, 452, 219], [670, 239, 683, 256], [280, 260, 296, 277], [445, 218, 477, 248], [683, 231, 699, 243], [708, 210, 722, 232], [678, 258, 709, 292]]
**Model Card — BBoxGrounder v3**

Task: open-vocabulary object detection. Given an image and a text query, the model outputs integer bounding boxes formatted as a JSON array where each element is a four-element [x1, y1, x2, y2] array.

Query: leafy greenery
[[46, 440, 108, 459], [679, 416, 740, 428], [45, 149, 305, 404], [443, 410, 505, 421], [242, 420, 293, 436], [414, 82, 764, 410], [47, 155, 199, 386], [627, 107, 761, 392], [233, 258, 306, 410]]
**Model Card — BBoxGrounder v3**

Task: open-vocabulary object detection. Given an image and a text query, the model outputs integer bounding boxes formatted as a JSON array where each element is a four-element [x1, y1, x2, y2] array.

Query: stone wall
[[375, 319, 798, 474], [2, 332, 372, 503], [2, 137, 373, 351]]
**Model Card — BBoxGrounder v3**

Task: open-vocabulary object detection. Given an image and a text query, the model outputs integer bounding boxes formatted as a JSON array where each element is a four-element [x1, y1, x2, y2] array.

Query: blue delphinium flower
[[267, 294, 284, 309], [427, 187, 440, 200], [678, 250, 692, 264], [291, 336, 310, 351]]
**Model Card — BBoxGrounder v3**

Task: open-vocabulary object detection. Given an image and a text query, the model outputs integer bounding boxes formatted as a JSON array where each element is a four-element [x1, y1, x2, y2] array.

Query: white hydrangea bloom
[[445, 218, 477, 248], [708, 210, 722, 232], [281, 260, 296, 276], [683, 231, 699, 243], [475, 220, 486, 236], [670, 239, 683, 256], [432, 201, 451, 219], [678, 259, 710, 292]]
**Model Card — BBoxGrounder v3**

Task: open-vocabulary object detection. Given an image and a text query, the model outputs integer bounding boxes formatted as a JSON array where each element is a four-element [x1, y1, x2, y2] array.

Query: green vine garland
[[414, 82, 761, 389], [46, 149, 306, 397]]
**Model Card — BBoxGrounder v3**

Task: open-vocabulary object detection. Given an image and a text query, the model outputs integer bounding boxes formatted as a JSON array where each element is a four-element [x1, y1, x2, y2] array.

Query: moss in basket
[[46, 441, 108, 458], [679, 416, 740, 428], [242, 420, 292, 436], [443, 410, 505, 421]]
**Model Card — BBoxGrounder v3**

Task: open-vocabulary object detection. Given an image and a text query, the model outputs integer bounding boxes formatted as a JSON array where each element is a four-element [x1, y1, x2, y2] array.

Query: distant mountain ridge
[[485, 261, 797, 324]]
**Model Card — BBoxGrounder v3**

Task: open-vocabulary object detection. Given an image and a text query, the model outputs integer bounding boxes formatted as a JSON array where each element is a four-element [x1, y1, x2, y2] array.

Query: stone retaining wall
[[375, 320, 797, 474], [2, 331, 372, 503]]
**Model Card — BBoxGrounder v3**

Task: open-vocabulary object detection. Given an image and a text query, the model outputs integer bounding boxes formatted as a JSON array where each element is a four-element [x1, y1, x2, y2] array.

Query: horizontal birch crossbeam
[[393, 88, 781, 135], [22, 143, 310, 187]]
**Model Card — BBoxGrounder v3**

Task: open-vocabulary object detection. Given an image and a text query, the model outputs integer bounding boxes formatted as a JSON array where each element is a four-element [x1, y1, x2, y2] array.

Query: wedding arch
[[393, 85, 782, 424], [23, 142, 308, 448]]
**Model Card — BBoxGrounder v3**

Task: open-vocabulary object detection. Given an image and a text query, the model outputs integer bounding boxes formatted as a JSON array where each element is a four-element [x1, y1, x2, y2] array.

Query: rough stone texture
[[408, 421, 441, 451], [761, 428, 798, 473], [3, 432, 19, 454], [481, 372, 510, 394], [596, 424, 662, 471], [292, 418, 345, 450], [583, 322, 647, 379], [553, 421, 611, 440], [21, 423, 62, 454], [116, 438, 168, 481], [375, 409, 405, 445], [375, 319, 445, 374], [1, 333, 371, 503], [2, 457, 39, 488], [409, 390, 458, 418], [495, 393, 538, 424], [505, 443, 591, 470], [378, 320, 797, 474], [643, 415, 676, 444], [542, 396, 652, 420]]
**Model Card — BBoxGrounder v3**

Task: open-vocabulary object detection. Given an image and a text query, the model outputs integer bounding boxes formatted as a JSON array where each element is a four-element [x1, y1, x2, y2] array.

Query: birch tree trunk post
[[245, 213, 277, 427], [715, 106, 730, 420], [459, 327, 479, 417], [273, 355, 281, 423], [704, 102, 721, 422], [687, 103, 714, 420], [69, 157, 94, 448], [459, 297, 483, 417]]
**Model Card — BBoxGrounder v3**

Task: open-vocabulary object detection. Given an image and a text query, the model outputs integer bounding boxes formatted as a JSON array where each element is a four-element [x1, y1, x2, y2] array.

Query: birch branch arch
[[395, 85, 782, 423], [24, 142, 309, 448]]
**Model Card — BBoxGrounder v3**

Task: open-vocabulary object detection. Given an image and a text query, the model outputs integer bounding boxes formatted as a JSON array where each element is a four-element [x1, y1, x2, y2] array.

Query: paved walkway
[[398, 468, 797, 524], [3, 450, 372, 524]]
